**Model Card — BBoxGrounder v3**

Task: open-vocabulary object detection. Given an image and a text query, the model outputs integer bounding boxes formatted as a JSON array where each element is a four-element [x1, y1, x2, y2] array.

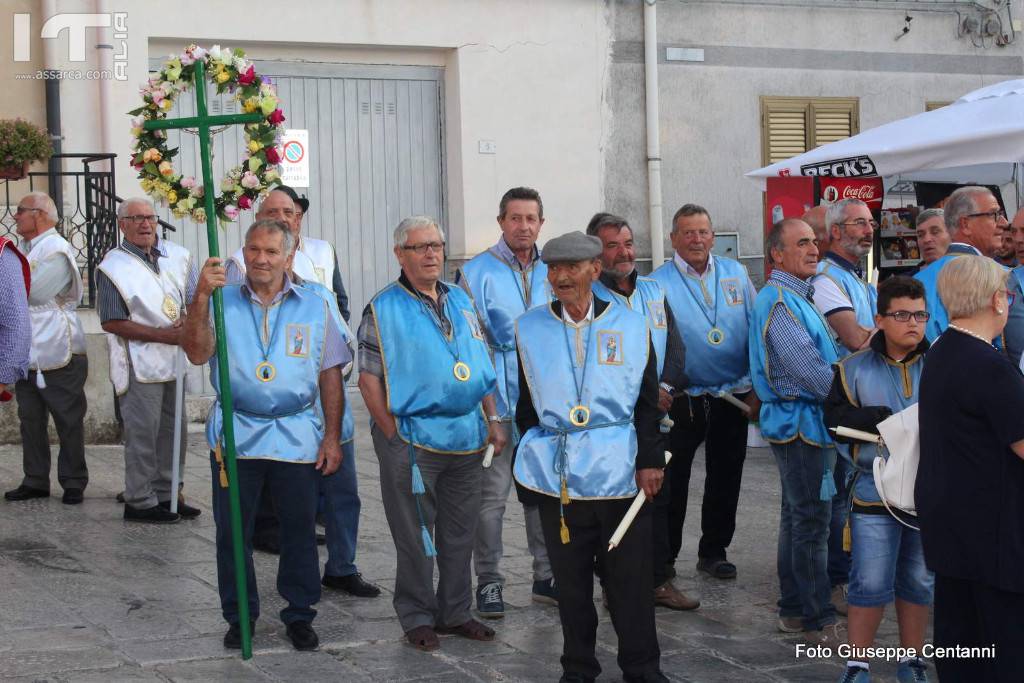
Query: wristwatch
[[486, 415, 502, 423]]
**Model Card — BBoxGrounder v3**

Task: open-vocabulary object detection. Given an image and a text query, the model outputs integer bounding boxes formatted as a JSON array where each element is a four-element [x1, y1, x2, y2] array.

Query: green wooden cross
[[143, 59, 265, 659]]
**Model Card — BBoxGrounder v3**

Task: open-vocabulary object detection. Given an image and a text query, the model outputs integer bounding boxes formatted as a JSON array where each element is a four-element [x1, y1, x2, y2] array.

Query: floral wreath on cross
[[128, 44, 286, 226]]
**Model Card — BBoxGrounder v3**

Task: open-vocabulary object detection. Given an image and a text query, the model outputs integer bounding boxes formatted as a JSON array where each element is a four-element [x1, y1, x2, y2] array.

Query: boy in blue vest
[[824, 276, 933, 683]]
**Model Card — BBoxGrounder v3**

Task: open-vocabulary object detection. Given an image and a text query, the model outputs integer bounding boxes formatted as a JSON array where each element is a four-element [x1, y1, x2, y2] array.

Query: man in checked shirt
[[749, 218, 844, 648]]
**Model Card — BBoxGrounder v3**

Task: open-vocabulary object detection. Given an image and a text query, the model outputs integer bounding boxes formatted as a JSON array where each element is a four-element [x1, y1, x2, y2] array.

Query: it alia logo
[[800, 156, 877, 178]]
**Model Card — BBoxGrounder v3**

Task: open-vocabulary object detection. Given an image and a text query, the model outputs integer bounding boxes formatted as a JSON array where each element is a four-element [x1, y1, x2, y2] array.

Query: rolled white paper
[[608, 451, 673, 551], [718, 392, 752, 415], [831, 426, 883, 444], [481, 444, 496, 468]]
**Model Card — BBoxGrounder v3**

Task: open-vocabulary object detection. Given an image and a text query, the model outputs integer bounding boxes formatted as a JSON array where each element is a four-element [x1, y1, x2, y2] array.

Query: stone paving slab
[[0, 399, 925, 681]]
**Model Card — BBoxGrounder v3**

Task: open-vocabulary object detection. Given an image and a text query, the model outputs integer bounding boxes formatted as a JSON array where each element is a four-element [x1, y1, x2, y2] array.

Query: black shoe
[[316, 532, 326, 546], [559, 674, 595, 683], [322, 572, 381, 597], [223, 620, 256, 649], [623, 672, 670, 683], [124, 504, 180, 524], [285, 620, 319, 651], [61, 488, 84, 505], [5, 485, 49, 501], [158, 498, 202, 519], [116, 491, 125, 503]]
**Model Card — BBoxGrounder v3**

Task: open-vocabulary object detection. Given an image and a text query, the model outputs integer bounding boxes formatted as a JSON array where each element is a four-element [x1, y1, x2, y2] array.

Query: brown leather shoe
[[653, 580, 700, 611]]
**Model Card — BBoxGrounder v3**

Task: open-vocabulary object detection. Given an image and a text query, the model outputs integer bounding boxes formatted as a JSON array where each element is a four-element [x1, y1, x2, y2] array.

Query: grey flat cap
[[541, 231, 602, 264]]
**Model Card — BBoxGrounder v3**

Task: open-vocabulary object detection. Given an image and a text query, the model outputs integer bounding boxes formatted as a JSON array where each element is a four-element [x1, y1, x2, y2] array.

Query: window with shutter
[[761, 97, 859, 166]]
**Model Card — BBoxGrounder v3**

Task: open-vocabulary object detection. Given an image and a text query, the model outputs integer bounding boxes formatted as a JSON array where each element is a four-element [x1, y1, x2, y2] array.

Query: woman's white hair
[[937, 254, 1009, 319], [393, 215, 444, 247]]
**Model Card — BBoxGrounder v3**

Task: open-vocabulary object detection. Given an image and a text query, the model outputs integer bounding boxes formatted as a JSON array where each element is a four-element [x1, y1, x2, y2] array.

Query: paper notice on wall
[[280, 129, 310, 187]]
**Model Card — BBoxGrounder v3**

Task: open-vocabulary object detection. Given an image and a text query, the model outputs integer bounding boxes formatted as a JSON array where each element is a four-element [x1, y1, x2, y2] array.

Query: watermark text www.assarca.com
[[11, 12, 127, 81]]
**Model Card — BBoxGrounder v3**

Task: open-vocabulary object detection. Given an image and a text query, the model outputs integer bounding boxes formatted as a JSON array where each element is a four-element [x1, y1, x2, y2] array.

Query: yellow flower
[[161, 98, 173, 110], [216, 70, 231, 84], [167, 190, 178, 204], [248, 140, 260, 154], [242, 97, 259, 113]]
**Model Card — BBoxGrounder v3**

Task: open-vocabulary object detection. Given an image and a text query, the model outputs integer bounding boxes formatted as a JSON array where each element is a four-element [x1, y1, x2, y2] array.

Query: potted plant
[[0, 119, 52, 180]]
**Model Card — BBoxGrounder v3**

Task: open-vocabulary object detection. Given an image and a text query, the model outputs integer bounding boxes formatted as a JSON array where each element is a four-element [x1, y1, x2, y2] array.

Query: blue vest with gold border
[[813, 257, 878, 357], [372, 281, 495, 454], [205, 283, 328, 463], [650, 255, 751, 395], [458, 250, 549, 420], [750, 282, 839, 447], [834, 346, 924, 503], [513, 299, 648, 500], [592, 276, 668, 378], [300, 279, 356, 445]]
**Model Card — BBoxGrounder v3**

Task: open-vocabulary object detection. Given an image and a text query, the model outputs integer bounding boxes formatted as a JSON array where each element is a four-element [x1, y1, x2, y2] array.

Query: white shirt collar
[[24, 227, 58, 251], [561, 298, 594, 328], [673, 251, 715, 279], [949, 242, 983, 256]]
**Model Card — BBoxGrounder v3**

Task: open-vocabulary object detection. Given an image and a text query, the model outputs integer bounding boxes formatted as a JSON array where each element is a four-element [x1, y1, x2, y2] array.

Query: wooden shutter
[[761, 97, 859, 165]]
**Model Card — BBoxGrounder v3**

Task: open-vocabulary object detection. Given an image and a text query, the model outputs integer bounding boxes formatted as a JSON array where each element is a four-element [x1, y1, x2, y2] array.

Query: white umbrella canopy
[[746, 79, 1024, 189]]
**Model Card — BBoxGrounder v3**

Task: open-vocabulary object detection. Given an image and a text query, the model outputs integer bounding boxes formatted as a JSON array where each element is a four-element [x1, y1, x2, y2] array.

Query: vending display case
[[878, 208, 922, 272]]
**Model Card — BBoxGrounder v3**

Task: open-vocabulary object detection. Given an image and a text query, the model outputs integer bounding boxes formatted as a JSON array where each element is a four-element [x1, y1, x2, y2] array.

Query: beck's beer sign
[[800, 155, 877, 178]]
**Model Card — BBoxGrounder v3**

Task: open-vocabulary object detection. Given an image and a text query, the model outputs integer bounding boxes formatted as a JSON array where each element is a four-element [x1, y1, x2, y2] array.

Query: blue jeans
[[772, 440, 836, 631], [827, 456, 853, 587], [209, 453, 321, 626], [321, 440, 360, 577], [847, 512, 934, 607]]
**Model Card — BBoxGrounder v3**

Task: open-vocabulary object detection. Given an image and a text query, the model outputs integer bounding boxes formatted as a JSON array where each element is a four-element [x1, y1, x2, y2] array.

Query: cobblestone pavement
[[0, 400, 922, 682]]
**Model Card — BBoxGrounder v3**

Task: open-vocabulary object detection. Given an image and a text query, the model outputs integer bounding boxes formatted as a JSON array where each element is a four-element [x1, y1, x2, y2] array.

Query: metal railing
[[0, 153, 175, 307]]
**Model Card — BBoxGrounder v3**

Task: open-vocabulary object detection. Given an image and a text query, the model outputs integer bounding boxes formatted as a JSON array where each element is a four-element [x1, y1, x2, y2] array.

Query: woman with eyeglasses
[[824, 276, 933, 683], [917, 255, 1024, 681]]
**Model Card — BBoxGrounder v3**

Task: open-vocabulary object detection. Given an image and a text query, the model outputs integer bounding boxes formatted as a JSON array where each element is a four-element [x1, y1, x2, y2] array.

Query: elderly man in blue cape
[[514, 230, 669, 683], [750, 218, 843, 647], [914, 186, 1007, 342], [588, 212, 698, 611], [809, 197, 880, 615], [649, 204, 758, 586], [183, 218, 347, 652], [455, 186, 556, 617], [225, 195, 380, 599], [358, 215, 505, 652]]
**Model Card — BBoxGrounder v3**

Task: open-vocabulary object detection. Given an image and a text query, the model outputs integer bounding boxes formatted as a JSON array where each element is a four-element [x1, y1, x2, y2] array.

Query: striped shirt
[[0, 246, 31, 383], [97, 239, 199, 323], [765, 269, 834, 400]]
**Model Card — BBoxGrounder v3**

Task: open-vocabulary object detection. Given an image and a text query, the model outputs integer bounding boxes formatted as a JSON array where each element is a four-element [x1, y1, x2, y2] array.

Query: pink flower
[[179, 52, 194, 66], [150, 88, 166, 105], [264, 146, 281, 164], [238, 64, 256, 86], [239, 171, 260, 189], [223, 204, 240, 220], [180, 176, 196, 189], [267, 108, 285, 125], [238, 195, 252, 210]]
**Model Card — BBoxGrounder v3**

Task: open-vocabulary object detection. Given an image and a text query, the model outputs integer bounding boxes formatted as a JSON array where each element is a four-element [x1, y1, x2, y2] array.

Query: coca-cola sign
[[819, 177, 884, 210], [800, 155, 877, 178]]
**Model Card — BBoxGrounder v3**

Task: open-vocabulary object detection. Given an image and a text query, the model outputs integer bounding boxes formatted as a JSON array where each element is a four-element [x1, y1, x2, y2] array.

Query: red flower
[[238, 195, 252, 210], [264, 146, 281, 164], [267, 108, 285, 125], [237, 65, 256, 86]]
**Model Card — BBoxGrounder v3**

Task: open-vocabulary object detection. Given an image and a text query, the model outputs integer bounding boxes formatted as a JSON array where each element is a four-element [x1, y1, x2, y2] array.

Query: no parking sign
[[280, 129, 309, 187]]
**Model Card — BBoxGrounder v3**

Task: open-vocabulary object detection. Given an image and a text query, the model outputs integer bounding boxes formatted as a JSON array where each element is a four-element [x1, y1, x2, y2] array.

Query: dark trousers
[[15, 354, 89, 492], [209, 453, 321, 626], [666, 393, 749, 562], [827, 457, 853, 587], [933, 574, 1024, 682], [595, 480, 672, 588], [538, 497, 660, 680]]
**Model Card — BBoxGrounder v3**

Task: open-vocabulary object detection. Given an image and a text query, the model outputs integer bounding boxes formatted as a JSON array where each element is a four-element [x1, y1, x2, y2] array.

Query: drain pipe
[[96, 0, 115, 164], [42, 0, 63, 210], [643, 0, 665, 268]]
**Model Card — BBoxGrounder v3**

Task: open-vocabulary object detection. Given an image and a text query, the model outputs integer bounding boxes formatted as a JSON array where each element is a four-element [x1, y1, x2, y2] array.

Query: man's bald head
[[802, 205, 830, 257]]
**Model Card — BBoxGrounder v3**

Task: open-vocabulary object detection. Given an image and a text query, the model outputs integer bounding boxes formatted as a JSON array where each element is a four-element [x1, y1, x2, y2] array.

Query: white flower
[[208, 45, 224, 62], [233, 56, 248, 72]]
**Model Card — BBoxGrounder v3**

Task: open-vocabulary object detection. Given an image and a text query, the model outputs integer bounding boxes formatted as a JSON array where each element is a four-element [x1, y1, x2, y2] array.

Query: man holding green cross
[[184, 218, 347, 652]]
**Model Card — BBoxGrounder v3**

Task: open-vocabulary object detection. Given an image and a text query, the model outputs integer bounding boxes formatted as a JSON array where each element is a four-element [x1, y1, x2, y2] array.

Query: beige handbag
[[873, 403, 920, 530]]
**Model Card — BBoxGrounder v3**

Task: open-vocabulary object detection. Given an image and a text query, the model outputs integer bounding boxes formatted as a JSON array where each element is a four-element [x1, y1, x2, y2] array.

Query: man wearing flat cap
[[514, 231, 669, 682]]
